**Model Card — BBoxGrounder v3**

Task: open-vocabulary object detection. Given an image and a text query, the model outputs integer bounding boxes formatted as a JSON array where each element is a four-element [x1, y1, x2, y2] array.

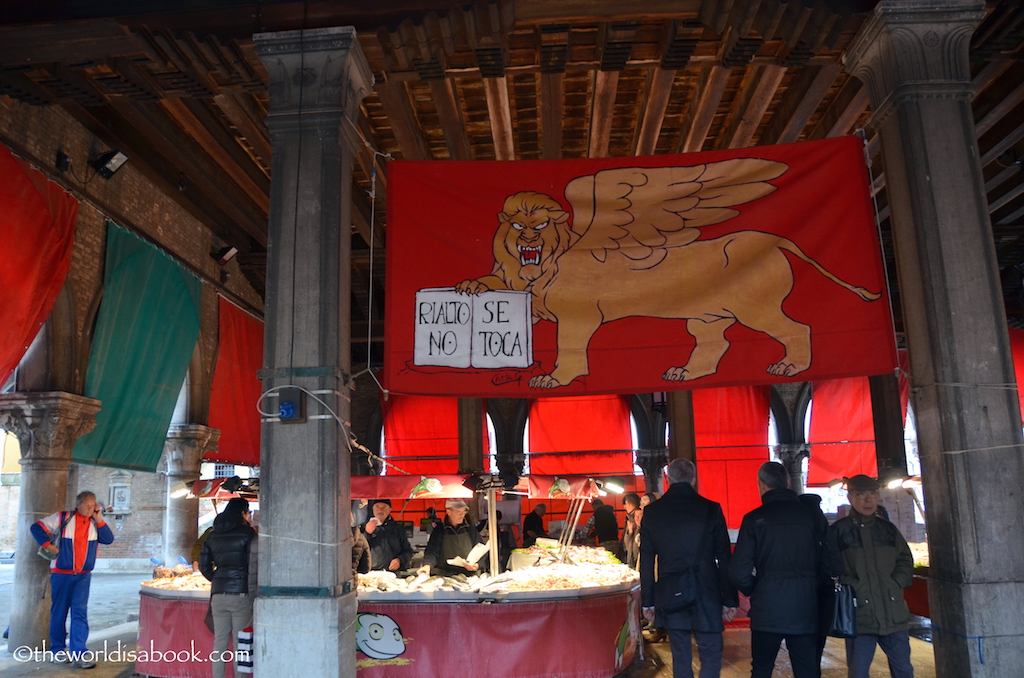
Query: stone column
[[457, 398, 485, 474], [666, 391, 697, 465], [635, 447, 668, 495], [775, 443, 810, 495], [162, 425, 218, 566], [254, 26, 372, 678], [0, 392, 100, 651], [846, 3, 1024, 675]]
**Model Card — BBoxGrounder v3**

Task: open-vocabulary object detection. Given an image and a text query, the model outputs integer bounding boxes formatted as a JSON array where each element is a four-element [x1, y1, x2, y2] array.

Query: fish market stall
[[136, 567, 239, 678], [352, 474, 641, 678]]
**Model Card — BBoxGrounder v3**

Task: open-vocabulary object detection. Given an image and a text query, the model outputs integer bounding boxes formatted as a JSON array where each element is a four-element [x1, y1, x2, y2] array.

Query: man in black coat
[[363, 499, 413, 572], [729, 462, 825, 678], [641, 459, 738, 678]]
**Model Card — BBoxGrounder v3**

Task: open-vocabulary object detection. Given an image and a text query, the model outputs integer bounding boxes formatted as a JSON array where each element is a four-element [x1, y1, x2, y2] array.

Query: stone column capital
[[255, 26, 373, 125], [844, 0, 985, 124], [164, 424, 220, 478], [0, 392, 101, 464], [635, 447, 669, 473], [776, 443, 810, 464]]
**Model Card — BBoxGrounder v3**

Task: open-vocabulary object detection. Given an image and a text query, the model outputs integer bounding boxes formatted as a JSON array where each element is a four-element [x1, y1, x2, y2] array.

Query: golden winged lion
[[455, 158, 881, 389]]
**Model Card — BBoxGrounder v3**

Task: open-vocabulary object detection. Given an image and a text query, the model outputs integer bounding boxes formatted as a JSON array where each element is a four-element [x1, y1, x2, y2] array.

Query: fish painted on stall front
[[355, 613, 406, 660]]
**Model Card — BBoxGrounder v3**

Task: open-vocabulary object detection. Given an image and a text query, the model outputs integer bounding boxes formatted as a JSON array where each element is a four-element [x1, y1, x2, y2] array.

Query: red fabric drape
[[206, 298, 263, 466], [807, 377, 876, 485], [0, 144, 78, 384], [1009, 328, 1024, 418], [381, 396, 469, 475], [528, 395, 632, 475], [693, 386, 770, 528]]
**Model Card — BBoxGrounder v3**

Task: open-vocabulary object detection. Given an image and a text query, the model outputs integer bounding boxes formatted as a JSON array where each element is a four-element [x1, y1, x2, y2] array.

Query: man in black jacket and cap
[[641, 459, 738, 678], [363, 499, 413, 572], [730, 462, 826, 678], [200, 497, 258, 678]]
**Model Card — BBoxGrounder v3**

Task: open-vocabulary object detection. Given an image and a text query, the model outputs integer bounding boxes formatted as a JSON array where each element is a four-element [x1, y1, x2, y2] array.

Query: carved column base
[[163, 424, 219, 566]]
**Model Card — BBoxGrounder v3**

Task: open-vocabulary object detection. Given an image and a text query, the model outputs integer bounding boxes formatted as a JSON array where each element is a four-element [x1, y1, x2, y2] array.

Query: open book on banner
[[385, 136, 897, 397]]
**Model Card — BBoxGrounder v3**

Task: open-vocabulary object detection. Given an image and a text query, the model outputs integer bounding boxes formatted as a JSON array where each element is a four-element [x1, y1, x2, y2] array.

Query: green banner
[[73, 223, 201, 470]]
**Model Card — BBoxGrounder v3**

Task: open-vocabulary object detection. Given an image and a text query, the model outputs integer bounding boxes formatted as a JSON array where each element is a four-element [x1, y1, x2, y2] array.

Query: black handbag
[[655, 505, 711, 614], [828, 577, 857, 638]]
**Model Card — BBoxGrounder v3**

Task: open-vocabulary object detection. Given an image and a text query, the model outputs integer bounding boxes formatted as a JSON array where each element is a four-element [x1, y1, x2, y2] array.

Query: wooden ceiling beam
[[806, 78, 869, 141], [720, 63, 786, 149], [62, 101, 264, 251], [484, 76, 515, 160], [635, 67, 676, 156], [761, 63, 841, 146], [588, 69, 620, 158], [678, 64, 731, 153], [213, 93, 273, 167], [981, 119, 1024, 168], [160, 97, 270, 210], [540, 72, 564, 159], [0, 20, 143, 65], [429, 78, 472, 160], [106, 98, 268, 244], [375, 79, 430, 160], [515, 0, 703, 25], [976, 78, 1024, 138], [351, 188, 386, 249], [971, 58, 1014, 98]]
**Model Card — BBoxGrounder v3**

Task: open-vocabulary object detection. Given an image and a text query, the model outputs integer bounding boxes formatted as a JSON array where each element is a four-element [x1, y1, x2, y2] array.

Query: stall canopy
[[528, 395, 632, 475], [351, 474, 597, 500], [73, 222, 201, 471], [0, 143, 78, 386], [694, 386, 770, 528], [207, 297, 263, 466]]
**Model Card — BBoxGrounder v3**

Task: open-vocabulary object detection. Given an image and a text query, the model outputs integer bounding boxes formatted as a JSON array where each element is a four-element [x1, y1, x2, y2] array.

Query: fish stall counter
[[355, 545, 641, 678], [136, 567, 243, 678]]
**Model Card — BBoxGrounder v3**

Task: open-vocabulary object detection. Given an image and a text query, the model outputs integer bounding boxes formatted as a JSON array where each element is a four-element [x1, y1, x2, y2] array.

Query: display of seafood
[[142, 570, 211, 592], [151, 564, 194, 579], [356, 561, 637, 595], [511, 543, 622, 566]]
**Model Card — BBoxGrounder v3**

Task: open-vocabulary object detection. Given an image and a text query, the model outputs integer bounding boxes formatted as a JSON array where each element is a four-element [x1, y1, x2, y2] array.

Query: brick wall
[[0, 93, 265, 565]]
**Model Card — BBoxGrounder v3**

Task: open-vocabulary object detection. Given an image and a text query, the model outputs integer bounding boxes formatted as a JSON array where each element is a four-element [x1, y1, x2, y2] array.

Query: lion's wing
[[567, 158, 788, 266]]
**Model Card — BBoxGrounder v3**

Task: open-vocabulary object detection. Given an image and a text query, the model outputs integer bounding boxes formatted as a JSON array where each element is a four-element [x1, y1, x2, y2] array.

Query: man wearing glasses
[[830, 475, 915, 678]]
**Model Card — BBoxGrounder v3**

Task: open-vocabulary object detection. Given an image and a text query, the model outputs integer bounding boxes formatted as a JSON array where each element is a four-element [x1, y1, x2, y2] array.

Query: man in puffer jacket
[[200, 498, 258, 678], [830, 475, 914, 678], [31, 491, 115, 668]]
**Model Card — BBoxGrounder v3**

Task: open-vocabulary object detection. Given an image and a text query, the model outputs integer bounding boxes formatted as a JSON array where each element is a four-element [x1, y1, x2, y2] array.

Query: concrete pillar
[[869, 373, 908, 481], [0, 392, 100, 651], [254, 26, 372, 678], [162, 424, 218, 566], [457, 398, 485, 473], [846, 2, 1024, 675]]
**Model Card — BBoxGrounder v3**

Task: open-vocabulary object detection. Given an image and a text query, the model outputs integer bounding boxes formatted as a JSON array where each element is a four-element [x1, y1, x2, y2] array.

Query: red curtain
[[1010, 328, 1024, 418], [693, 386, 770, 528], [807, 377, 876, 485], [381, 395, 468, 475], [528, 395, 632, 475], [206, 298, 263, 466], [0, 144, 78, 385]]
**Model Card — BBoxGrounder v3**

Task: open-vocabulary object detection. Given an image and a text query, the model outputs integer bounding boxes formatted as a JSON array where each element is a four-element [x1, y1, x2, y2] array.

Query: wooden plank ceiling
[[1, 0, 1024, 363]]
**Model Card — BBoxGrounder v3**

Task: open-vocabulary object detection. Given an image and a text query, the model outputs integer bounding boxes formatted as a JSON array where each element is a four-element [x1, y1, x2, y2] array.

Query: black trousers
[[750, 630, 820, 678]]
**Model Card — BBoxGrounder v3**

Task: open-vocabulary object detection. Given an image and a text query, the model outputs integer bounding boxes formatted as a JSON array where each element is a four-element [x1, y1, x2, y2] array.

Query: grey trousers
[[210, 593, 254, 678], [667, 628, 724, 678], [845, 631, 914, 678]]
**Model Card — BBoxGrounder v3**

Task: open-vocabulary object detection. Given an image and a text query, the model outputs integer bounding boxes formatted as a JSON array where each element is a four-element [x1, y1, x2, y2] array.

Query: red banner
[[207, 297, 263, 466], [0, 144, 78, 385], [807, 377, 877, 485], [384, 136, 895, 397], [357, 590, 639, 678]]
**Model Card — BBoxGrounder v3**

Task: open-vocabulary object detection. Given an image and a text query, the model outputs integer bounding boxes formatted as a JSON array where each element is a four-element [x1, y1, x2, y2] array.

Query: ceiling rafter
[[484, 76, 515, 160], [719, 63, 786, 149], [760, 63, 841, 145], [635, 67, 677, 156], [678, 64, 731, 153]]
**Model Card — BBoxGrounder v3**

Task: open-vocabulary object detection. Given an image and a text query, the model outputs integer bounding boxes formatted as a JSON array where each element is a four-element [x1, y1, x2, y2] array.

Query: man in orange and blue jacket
[[30, 491, 115, 668]]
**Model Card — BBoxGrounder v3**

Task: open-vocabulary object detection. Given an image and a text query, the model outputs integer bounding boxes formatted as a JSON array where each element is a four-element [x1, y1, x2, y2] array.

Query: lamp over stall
[[89, 150, 129, 179]]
